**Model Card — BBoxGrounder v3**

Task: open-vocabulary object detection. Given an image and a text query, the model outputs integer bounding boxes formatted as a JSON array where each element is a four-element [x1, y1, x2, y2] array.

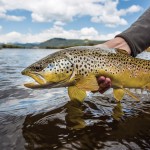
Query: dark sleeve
[[116, 7, 150, 57]]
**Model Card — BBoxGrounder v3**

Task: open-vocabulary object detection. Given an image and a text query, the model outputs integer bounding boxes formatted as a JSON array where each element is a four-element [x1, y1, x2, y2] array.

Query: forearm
[[116, 7, 150, 57]]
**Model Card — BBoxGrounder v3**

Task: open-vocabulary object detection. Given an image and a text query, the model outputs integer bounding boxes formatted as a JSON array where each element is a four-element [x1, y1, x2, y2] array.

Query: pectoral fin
[[76, 75, 99, 91], [68, 86, 86, 102], [113, 88, 125, 101]]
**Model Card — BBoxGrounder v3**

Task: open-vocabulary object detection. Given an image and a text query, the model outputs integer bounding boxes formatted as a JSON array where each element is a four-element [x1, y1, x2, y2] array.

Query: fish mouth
[[22, 71, 48, 89], [22, 71, 73, 89]]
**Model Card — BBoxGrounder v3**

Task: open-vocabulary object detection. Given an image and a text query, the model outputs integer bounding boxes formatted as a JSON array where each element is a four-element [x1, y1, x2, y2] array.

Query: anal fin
[[68, 86, 86, 102], [124, 88, 140, 101], [113, 88, 140, 101], [143, 83, 150, 91]]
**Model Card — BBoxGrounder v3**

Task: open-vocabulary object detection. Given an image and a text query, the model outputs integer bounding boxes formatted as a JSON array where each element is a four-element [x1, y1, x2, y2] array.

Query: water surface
[[0, 49, 150, 150]]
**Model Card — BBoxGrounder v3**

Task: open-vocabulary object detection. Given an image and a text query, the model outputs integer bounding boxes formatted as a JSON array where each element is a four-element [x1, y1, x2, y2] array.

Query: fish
[[21, 46, 150, 102]]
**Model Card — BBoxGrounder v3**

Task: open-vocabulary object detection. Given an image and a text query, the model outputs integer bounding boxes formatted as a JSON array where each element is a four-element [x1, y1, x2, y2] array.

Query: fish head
[[21, 52, 74, 88]]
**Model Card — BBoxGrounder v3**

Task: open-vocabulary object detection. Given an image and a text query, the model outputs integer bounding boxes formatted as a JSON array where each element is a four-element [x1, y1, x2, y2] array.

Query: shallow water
[[0, 49, 150, 150]]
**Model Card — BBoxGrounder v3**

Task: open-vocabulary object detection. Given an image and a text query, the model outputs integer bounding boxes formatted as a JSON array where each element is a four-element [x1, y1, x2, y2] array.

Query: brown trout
[[21, 46, 150, 102]]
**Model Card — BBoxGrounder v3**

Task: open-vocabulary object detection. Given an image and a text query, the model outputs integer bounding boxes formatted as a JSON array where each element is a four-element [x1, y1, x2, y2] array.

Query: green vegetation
[[1, 44, 24, 49], [39, 38, 106, 49], [1, 38, 106, 49]]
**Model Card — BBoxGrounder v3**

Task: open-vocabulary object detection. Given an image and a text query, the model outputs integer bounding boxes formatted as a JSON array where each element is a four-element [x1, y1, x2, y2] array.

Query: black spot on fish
[[76, 64, 78, 69]]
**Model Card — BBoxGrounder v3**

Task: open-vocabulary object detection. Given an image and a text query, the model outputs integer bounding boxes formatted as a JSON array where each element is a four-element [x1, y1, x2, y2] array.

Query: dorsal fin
[[116, 48, 129, 55]]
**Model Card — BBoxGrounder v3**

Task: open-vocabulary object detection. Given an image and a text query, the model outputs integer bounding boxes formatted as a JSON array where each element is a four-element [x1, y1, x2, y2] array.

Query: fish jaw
[[22, 70, 74, 89], [24, 82, 41, 88], [22, 71, 48, 88]]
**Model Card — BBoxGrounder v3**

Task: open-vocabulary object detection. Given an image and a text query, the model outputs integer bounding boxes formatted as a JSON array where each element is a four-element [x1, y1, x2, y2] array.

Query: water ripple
[[0, 49, 150, 150]]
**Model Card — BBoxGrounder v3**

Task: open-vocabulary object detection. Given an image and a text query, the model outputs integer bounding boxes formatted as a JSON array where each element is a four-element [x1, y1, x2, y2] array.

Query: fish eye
[[33, 64, 43, 71], [35, 66, 40, 70]]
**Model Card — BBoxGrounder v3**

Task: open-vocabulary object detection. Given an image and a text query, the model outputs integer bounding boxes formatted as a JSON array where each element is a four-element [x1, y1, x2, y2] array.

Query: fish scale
[[21, 46, 150, 102]]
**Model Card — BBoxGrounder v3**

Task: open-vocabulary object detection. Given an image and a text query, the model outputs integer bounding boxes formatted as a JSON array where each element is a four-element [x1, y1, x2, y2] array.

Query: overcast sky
[[0, 0, 150, 43]]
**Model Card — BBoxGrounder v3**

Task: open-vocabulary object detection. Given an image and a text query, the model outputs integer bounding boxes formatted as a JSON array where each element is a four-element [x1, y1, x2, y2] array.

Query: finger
[[97, 76, 106, 85], [105, 78, 111, 84], [92, 76, 106, 93], [99, 78, 111, 88], [99, 83, 111, 94], [98, 78, 111, 94], [102, 78, 111, 87]]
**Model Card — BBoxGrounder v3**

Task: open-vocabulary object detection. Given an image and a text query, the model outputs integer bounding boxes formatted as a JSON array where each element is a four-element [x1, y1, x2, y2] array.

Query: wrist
[[104, 37, 131, 55]]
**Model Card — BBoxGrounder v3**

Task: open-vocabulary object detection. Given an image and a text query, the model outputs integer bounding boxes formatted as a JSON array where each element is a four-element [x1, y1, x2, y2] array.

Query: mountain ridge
[[1, 38, 106, 49]]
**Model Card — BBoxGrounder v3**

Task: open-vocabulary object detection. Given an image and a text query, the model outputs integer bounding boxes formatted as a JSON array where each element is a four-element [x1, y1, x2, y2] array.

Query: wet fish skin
[[21, 46, 150, 102]]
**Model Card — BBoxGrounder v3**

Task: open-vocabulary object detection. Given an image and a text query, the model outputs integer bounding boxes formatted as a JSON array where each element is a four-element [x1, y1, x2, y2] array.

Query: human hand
[[96, 37, 131, 55], [97, 76, 111, 94], [95, 37, 131, 93]]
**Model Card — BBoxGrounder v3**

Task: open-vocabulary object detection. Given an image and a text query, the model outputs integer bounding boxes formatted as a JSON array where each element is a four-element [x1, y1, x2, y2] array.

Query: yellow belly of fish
[[68, 69, 150, 102]]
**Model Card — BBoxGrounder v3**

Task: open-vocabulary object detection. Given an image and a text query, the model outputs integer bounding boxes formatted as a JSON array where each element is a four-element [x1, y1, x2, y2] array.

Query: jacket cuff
[[115, 34, 137, 57]]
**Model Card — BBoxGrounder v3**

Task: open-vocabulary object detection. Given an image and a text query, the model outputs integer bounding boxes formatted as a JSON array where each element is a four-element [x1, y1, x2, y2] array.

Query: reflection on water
[[0, 49, 150, 150], [22, 98, 150, 150]]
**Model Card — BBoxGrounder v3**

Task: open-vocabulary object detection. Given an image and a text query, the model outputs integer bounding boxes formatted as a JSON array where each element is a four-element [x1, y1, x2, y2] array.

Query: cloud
[[126, 5, 142, 13], [0, 0, 142, 26], [118, 5, 142, 16], [0, 26, 121, 43], [0, 13, 25, 21], [54, 21, 66, 26], [0, 31, 22, 43], [90, 1, 142, 27], [0, 3, 25, 21], [91, 15, 128, 27]]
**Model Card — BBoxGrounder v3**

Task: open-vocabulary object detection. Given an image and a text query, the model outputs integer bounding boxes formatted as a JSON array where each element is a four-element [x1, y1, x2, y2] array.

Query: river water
[[0, 49, 150, 150]]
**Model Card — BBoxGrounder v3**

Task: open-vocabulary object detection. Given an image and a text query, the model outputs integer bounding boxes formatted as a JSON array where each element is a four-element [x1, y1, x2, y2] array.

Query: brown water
[[0, 49, 150, 150]]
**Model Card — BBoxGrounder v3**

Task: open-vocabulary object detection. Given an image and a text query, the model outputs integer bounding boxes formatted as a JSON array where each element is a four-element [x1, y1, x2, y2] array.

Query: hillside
[[39, 38, 106, 49], [1, 38, 106, 49]]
